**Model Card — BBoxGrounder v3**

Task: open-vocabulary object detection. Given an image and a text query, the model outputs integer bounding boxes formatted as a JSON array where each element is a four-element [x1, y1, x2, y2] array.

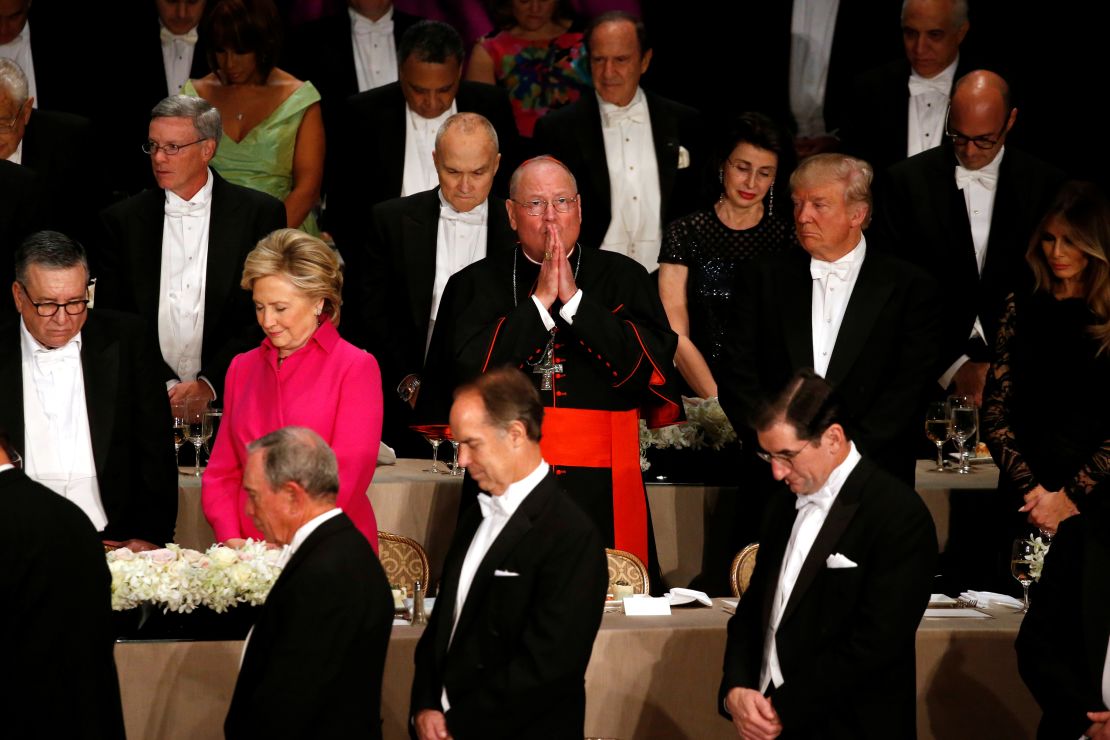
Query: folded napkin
[[959, 590, 1023, 609], [377, 441, 397, 465], [668, 587, 713, 606]]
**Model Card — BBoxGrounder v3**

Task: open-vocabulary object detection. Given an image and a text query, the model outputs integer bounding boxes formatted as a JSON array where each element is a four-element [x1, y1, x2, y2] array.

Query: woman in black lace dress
[[657, 112, 795, 399], [983, 181, 1110, 536]]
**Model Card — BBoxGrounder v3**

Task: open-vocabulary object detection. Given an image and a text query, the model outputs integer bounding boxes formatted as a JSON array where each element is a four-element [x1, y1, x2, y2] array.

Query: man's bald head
[[433, 112, 501, 212], [948, 70, 1017, 171]]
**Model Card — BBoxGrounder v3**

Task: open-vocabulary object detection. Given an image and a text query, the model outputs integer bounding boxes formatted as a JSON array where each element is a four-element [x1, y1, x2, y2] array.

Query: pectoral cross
[[532, 343, 563, 391]]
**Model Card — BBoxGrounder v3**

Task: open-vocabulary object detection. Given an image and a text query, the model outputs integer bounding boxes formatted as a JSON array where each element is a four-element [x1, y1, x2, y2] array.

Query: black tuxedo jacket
[[328, 81, 520, 247], [226, 512, 393, 739], [718, 246, 941, 483], [97, 172, 286, 398], [1016, 508, 1110, 740], [410, 471, 608, 738], [1, 468, 126, 738], [531, 90, 704, 252], [719, 456, 937, 739], [0, 159, 46, 288], [874, 144, 1065, 372], [0, 311, 178, 544]]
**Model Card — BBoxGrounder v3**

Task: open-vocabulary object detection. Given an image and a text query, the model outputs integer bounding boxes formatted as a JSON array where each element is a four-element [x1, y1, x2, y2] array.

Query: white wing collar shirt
[[906, 56, 958, 157], [598, 87, 662, 273], [428, 190, 488, 353], [20, 320, 108, 531], [160, 167, 214, 394], [160, 22, 198, 94], [5, 139, 21, 164], [350, 6, 398, 92], [401, 101, 456, 197], [0, 19, 37, 107], [788, 0, 840, 139], [810, 235, 866, 378], [760, 441, 861, 692]]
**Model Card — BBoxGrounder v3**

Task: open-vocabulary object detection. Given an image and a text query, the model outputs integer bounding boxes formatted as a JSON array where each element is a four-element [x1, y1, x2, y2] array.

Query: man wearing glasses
[[874, 69, 1065, 407], [98, 94, 285, 406], [719, 369, 936, 740], [0, 230, 178, 551], [418, 156, 681, 577]]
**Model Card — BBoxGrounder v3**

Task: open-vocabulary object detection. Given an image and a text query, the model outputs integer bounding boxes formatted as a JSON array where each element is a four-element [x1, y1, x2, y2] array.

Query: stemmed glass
[[410, 424, 449, 473], [924, 402, 951, 472], [447, 433, 464, 477], [171, 399, 188, 470], [202, 407, 222, 461], [948, 396, 978, 474], [1010, 538, 1036, 613], [186, 398, 212, 477]]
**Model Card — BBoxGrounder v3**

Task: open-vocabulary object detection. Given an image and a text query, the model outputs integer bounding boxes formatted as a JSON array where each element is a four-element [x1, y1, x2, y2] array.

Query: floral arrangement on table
[[639, 396, 738, 471], [1026, 534, 1051, 582], [106, 540, 283, 613]]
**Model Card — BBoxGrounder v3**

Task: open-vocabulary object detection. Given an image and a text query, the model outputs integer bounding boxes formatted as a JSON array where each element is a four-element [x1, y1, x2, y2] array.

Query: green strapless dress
[[182, 80, 322, 235]]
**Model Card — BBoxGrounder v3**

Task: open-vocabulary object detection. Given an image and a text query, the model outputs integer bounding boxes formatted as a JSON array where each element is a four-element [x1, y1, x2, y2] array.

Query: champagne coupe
[[171, 399, 188, 469], [410, 424, 449, 473], [1010, 538, 1036, 613], [949, 396, 978, 474], [924, 402, 951, 472], [186, 398, 212, 477]]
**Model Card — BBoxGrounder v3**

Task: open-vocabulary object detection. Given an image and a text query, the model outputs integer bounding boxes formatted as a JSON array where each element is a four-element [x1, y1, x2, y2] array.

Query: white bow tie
[[955, 165, 998, 191], [907, 75, 949, 98], [795, 486, 836, 513], [34, 342, 81, 370], [160, 26, 198, 46], [810, 259, 850, 282], [603, 99, 646, 128], [353, 15, 393, 36], [165, 198, 207, 218], [477, 493, 511, 520], [441, 206, 485, 226]]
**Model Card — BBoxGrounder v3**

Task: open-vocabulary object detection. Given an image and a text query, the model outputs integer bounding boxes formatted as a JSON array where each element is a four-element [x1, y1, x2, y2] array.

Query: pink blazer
[[202, 320, 383, 552]]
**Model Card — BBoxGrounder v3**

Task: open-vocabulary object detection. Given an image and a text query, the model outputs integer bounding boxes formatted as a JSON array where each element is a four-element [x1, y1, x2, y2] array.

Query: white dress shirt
[[598, 88, 662, 273], [789, 0, 840, 138], [401, 102, 456, 197], [5, 139, 21, 164], [939, 148, 1006, 387], [160, 22, 198, 95], [20, 320, 107, 532], [760, 441, 861, 692], [443, 460, 550, 710], [160, 169, 213, 391], [811, 236, 866, 378], [907, 56, 958, 157], [0, 20, 37, 107], [428, 192, 488, 353], [0, 464, 13, 473], [350, 6, 398, 92]]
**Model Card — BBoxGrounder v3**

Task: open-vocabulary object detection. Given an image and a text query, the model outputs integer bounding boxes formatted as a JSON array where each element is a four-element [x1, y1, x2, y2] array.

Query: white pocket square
[[494, 569, 520, 577], [677, 145, 690, 169], [826, 553, 858, 569]]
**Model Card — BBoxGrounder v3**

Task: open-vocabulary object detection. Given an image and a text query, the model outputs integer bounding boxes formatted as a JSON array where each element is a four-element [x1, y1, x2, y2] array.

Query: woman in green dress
[[184, 0, 324, 235]]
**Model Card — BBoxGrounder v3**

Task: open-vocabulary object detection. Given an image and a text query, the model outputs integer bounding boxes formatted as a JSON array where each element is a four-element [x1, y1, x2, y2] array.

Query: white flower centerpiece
[[1026, 534, 1051, 582], [639, 396, 738, 472], [107, 540, 283, 614]]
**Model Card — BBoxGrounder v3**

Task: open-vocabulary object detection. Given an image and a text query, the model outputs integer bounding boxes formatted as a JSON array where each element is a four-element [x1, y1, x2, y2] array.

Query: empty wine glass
[[924, 402, 951, 472], [948, 396, 977, 474], [448, 439, 463, 477], [1011, 538, 1036, 613], [186, 398, 211, 477], [171, 399, 188, 470], [202, 407, 222, 464]]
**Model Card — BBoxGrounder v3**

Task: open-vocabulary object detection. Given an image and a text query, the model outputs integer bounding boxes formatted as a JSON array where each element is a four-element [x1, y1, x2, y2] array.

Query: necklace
[[512, 245, 582, 307]]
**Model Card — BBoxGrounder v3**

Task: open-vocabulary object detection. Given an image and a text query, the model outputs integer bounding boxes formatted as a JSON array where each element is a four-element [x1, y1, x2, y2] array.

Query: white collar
[[800, 441, 861, 507], [957, 146, 1005, 179], [0, 464, 14, 473], [281, 507, 344, 564], [816, 234, 867, 267], [349, 5, 393, 28], [485, 460, 549, 520], [596, 86, 646, 116], [437, 188, 489, 218], [909, 54, 959, 87], [407, 101, 454, 133], [166, 167, 214, 208], [20, 316, 82, 354]]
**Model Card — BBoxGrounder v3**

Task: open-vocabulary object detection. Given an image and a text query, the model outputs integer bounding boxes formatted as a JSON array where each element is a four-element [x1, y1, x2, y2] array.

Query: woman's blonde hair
[[1026, 181, 1110, 354], [241, 229, 343, 326]]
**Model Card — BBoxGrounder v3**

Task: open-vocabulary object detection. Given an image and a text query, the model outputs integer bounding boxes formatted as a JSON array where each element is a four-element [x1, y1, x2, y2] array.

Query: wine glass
[[171, 399, 188, 470], [1010, 538, 1036, 613], [410, 424, 448, 473], [202, 407, 222, 463], [186, 398, 211, 477], [924, 402, 951, 472], [949, 397, 978, 474]]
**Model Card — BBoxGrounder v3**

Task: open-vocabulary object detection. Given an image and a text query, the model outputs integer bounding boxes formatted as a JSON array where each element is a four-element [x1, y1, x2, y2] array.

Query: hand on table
[[103, 538, 161, 552], [1018, 486, 1079, 533], [414, 709, 453, 740], [725, 687, 782, 740], [1087, 710, 1110, 739]]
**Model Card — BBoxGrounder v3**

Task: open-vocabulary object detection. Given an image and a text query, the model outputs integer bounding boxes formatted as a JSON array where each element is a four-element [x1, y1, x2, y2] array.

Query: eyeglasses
[[512, 196, 579, 216], [943, 107, 1010, 150], [755, 440, 811, 467], [18, 283, 90, 317], [142, 138, 207, 156], [0, 101, 26, 133]]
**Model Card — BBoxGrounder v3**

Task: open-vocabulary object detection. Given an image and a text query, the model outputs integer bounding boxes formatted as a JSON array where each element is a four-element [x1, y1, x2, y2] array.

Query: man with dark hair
[[410, 366, 607, 739], [1, 230, 178, 549], [225, 426, 393, 739], [0, 427, 126, 738], [719, 369, 937, 739], [532, 10, 702, 272], [328, 19, 519, 253], [98, 94, 286, 403]]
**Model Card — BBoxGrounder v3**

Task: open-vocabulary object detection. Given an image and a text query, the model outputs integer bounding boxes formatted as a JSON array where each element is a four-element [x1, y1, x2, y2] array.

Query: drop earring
[[767, 187, 774, 218]]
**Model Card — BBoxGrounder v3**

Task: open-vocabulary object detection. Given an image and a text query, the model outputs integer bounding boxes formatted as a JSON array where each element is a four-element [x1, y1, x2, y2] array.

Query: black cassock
[[418, 245, 681, 566]]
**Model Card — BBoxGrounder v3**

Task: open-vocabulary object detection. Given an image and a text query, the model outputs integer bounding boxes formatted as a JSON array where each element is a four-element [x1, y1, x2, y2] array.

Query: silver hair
[[150, 95, 223, 141], [508, 155, 579, 199], [901, 0, 969, 27], [791, 153, 874, 229], [247, 427, 340, 501], [435, 111, 499, 152], [0, 58, 29, 104]]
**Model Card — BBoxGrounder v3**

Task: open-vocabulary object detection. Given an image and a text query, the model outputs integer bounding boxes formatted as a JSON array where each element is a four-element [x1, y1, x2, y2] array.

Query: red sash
[[539, 407, 648, 564]]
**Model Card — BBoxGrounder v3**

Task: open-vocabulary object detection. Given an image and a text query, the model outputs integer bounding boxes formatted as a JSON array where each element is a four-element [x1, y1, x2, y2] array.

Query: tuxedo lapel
[[825, 253, 893, 384], [130, 190, 168, 317], [780, 251, 815, 370], [0, 321, 25, 449], [402, 190, 441, 332], [575, 95, 611, 214], [647, 93, 679, 213], [759, 494, 798, 634], [206, 174, 246, 335], [927, 150, 979, 282], [1082, 527, 1110, 691], [80, 317, 121, 479], [334, 13, 359, 97]]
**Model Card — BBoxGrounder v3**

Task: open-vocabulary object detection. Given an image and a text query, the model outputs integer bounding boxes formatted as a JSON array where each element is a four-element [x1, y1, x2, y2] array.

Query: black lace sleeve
[[982, 294, 1039, 494], [1066, 433, 1110, 508]]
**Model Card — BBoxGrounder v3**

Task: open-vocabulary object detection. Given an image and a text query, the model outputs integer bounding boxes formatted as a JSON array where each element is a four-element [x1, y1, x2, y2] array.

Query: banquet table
[[114, 603, 1039, 740]]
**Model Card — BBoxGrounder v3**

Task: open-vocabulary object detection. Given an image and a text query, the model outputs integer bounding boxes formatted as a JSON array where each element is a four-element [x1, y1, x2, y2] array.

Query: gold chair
[[605, 548, 649, 595], [378, 531, 430, 595], [730, 543, 759, 599]]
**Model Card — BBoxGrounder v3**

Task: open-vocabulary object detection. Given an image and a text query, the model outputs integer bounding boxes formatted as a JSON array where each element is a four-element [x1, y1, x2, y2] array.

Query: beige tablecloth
[[115, 603, 1038, 740], [914, 459, 1000, 552]]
